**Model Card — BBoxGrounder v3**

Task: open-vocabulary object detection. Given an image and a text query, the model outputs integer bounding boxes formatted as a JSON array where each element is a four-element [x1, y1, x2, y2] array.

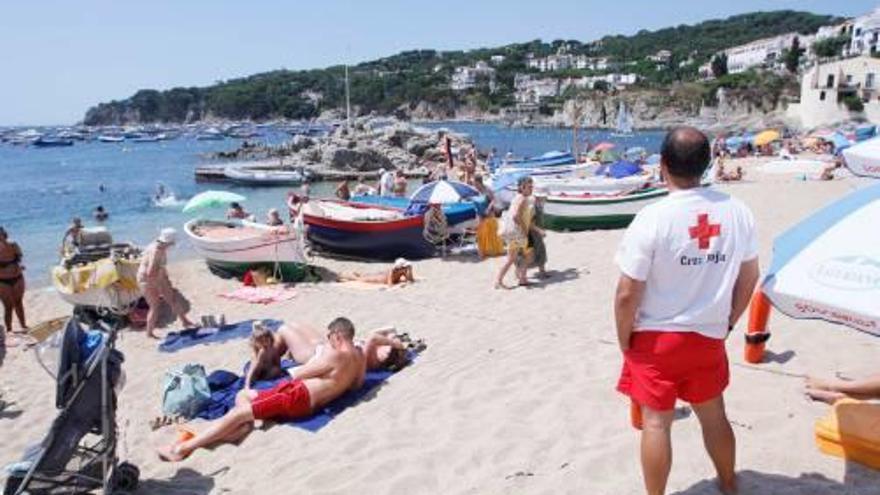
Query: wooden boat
[[301, 200, 435, 259], [223, 167, 304, 186], [501, 150, 575, 169], [184, 219, 310, 281], [348, 195, 486, 227], [540, 187, 669, 231]]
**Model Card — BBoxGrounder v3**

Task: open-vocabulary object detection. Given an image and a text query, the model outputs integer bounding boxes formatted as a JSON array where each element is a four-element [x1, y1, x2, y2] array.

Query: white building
[[787, 55, 880, 128], [851, 7, 880, 56], [724, 33, 802, 73], [647, 50, 672, 63], [490, 55, 506, 65], [450, 61, 496, 91], [698, 61, 714, 80], [514, 78, 560, 105], [527, 53, 610, 73]]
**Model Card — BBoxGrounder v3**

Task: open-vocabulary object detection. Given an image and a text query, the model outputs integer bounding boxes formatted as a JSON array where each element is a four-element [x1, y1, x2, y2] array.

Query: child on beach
[[245, 321, 284, 390], [614, 127, 760, 495]]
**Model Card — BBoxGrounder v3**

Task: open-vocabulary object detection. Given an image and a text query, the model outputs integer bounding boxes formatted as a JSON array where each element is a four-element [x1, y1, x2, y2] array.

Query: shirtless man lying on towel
[[157, 317, 365, 462]]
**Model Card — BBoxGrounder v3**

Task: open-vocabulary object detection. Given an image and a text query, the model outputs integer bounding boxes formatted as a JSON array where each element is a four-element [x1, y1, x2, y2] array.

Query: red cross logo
[[689, 213, 720, 250]]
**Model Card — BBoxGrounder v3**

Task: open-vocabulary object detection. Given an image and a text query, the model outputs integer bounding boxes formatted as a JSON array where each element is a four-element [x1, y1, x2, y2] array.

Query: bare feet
[[147, 331, 161, 340], [719, 476, 738, 495], [494, 282, 510, 290], [805, 387, 846, 404], [157, 443, 189, 462], [804, 375, 838, 391]]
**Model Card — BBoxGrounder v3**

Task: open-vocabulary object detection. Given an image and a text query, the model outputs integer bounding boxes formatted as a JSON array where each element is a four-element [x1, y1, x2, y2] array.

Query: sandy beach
[[2, 163, 879, 494]]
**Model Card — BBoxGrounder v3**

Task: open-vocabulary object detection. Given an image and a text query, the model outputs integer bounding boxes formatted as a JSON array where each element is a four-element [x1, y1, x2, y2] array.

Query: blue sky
[[1, 0, 875, 125]]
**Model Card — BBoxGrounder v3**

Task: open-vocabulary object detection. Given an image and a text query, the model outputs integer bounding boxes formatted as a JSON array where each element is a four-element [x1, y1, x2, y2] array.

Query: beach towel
[[198, 352, 417, 432], [219, 286, 297, 304], [158, 319, 283, 353]]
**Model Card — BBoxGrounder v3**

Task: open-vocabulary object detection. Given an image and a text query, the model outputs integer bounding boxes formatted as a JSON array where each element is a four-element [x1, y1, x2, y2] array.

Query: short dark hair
[[231, 202, 241, 209], [661, 127, 711, 179], [328, 317, 355, 340]]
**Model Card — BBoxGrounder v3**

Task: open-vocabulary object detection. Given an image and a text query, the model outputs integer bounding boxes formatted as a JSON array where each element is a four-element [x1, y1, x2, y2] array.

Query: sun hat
[[393, 257, 411, 269], [158, 227, 177, 244]]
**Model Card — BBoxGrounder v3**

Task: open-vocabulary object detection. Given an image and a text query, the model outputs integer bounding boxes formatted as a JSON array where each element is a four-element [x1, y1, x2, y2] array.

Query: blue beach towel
[[158, 319, 283, 353], [198, 352, 417, 432]]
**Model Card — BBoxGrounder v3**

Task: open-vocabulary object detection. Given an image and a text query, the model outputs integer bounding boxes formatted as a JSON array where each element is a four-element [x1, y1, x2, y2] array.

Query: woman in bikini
[[274, 321, 410, 372], [0, 227, 27, 346]]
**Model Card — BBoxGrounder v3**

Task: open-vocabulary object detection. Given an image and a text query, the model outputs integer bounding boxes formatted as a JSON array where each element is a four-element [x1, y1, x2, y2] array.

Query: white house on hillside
[[787, 55, 880, 127], [724, 33, 802, 73], [450, 61, 496, 91], [851, 7, 880, 56]]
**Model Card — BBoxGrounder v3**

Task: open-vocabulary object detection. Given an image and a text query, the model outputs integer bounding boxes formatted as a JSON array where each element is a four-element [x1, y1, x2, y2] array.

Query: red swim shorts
[[251, 379, 313, 420], [617, 331, 729, 411]]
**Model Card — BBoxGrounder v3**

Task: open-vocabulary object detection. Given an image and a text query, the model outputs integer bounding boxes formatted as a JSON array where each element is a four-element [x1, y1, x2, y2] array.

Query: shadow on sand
[[138, 467, 227, 494], [672, 464, 880, 495]]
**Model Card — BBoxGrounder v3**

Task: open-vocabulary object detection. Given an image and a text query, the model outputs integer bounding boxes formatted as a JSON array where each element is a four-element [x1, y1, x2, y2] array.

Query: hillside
[[83, 10, 839, 125]]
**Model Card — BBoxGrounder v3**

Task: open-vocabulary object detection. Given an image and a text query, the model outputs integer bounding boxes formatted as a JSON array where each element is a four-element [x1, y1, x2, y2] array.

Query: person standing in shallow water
[[614, 127, 760, 495]]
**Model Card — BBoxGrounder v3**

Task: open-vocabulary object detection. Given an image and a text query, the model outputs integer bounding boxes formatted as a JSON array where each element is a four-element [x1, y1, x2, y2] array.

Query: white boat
[[534, 172, 654, 195], [611, 101, 634, 137], [184, 219, 310, 281], [540, 186, 668, 231], [223, 167, 304, 186], [97, 135, 124, 143]]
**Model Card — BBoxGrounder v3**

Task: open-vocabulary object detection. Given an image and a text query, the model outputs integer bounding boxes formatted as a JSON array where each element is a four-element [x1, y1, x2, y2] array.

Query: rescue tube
[[745, 291, 772, 363]]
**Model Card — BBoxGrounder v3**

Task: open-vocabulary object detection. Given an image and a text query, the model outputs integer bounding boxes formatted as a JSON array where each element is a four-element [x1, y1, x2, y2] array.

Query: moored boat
[[184, 218, 310, 281], [540, 187, 669, 231], [32, 136, 74, 147], [501, 150, 576, 169], [97, 135, 124, 143], [348, 194, 486, 227], [223, 167, 304, 186], [301, 200, 435, 259]]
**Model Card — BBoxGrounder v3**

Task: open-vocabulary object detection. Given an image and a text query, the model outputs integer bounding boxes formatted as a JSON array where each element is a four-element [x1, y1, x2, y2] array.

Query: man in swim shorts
[[157, 317, 366, 462], [614, 127, 760, 495]]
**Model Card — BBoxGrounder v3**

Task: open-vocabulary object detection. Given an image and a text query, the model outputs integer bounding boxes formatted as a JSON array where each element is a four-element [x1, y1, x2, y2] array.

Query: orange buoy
[[630, 400, 643, 430], [745, 291, 772, 364]]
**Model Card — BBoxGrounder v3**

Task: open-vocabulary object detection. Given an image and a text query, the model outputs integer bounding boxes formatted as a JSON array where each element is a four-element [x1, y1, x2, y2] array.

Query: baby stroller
[[4, 309, 139, 494]]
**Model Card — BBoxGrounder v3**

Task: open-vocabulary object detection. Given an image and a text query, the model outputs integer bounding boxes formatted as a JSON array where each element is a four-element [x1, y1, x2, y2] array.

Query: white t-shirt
[[615, 188, 758, 339]]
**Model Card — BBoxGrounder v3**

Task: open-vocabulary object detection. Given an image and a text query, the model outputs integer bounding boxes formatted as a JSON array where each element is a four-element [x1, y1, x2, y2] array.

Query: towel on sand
[[198, 353, 416, 432], [219, 286, 297, 304], [158, 319, 283, 353]]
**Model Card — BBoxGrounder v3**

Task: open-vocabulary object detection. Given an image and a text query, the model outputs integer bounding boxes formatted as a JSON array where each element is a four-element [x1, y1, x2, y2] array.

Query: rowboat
[[540, 187, 669, 231], [33, 137, 74, 147], [302, 200, 435, 259], [97, 135, 124, 143], [501, 150, 576, 169], [184, 219, 310, 281], [223, 167, 304, 186], [348, 195, 486, 227]]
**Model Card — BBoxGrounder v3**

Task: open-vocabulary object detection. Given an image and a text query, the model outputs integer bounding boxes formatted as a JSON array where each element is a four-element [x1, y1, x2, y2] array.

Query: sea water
[[0, 123, 664, 286]]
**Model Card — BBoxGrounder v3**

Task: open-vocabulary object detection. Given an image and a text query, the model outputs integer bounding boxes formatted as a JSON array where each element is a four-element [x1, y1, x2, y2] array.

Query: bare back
[[300, 343, 366, 409]]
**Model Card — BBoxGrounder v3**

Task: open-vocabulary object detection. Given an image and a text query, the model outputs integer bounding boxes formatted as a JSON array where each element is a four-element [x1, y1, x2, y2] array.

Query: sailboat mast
[[345, 64, 352, 129]]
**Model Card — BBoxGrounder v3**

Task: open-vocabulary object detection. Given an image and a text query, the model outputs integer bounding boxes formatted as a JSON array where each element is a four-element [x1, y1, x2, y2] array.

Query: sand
[[2, 166, 879, 495]]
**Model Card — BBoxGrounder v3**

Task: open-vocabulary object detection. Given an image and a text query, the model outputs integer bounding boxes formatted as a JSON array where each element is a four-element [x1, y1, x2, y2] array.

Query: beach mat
[[199, 353, 417, 432], [219, 286, 297, 304], [158, 319, 283, 353]]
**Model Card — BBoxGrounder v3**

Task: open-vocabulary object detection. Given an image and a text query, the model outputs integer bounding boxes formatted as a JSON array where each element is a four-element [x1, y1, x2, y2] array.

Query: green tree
[[711, 54, 728, 78], [784, 36, 803, 73], [813, 35, 850, 58]]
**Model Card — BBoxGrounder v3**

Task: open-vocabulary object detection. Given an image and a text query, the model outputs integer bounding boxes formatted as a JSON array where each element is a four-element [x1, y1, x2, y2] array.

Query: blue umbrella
[[829, 132, 853, 153], [410, 180, 480, 204], [597, 160, 642, 179]]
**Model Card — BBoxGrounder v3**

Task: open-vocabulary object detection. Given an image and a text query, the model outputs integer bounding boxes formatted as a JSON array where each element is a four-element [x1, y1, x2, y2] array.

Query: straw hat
[[157, 227, 177, 245]]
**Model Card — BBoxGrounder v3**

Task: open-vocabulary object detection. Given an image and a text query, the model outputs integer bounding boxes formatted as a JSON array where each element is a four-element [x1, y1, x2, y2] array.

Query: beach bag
[[161, 363, 211, 418], [498, 208, 519, 242]]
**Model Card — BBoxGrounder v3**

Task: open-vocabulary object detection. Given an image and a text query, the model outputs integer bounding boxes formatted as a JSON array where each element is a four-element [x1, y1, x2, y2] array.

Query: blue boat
[[32, 137, 74, 147], [349, 195, 486, 226], [501, 150, 575, 169]]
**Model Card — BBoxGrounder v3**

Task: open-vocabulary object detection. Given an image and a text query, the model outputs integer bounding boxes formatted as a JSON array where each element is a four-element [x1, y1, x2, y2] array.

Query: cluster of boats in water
[[0, 121, 335, 147]]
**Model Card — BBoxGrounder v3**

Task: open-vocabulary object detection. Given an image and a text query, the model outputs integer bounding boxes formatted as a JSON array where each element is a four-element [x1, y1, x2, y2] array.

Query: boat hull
[[303, 201, 436, 259], [184, 219, 310, 281], [541, 188, 668, 231], [224, 167, 304, 186], [348, 195, 484, 226]]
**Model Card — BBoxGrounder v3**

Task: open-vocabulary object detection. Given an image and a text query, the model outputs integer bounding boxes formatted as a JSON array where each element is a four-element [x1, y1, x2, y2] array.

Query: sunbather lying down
[[805, 373, 880, 404], [157, 318, 420, 462], [338, 258, 414, 286]]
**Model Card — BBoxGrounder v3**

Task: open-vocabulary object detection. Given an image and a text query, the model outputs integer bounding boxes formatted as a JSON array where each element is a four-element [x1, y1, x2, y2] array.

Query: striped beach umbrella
[[410, 180, 480, 204], [761, 182, 880, 336]]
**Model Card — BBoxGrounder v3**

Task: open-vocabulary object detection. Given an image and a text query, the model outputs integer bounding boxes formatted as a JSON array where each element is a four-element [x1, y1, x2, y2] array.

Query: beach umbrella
[[410, 180, 480, 204], [593, 142, 616, 152], [182, 190, 247, 213], [842, 137, 880, 178], [754, 129, 781, 147], [760, 182, 880, 336], [598, 160, 642, 179]]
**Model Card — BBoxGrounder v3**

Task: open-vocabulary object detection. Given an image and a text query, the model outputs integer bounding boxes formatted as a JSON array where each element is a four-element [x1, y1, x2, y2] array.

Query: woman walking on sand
[[0, 227, 27, 347], [495, 176, 535, 289]]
